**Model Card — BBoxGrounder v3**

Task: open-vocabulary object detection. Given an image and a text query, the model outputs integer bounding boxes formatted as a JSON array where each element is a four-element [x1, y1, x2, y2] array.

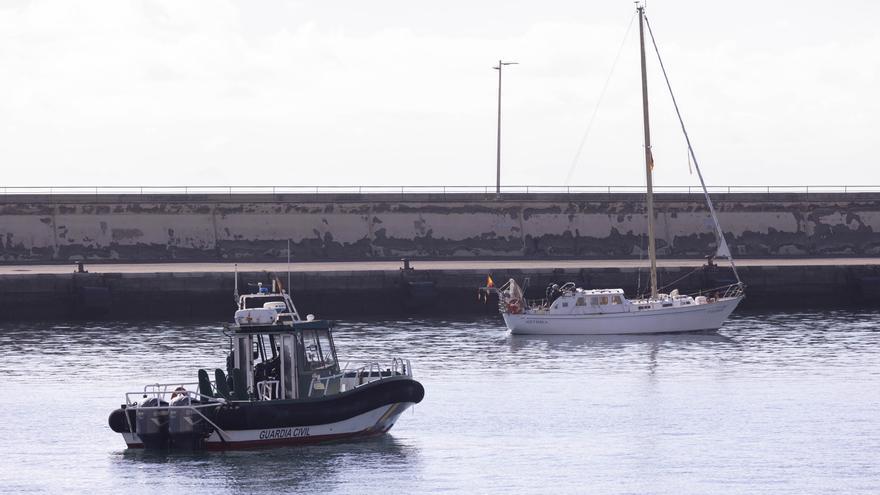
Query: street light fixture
[[493, 60, 518, 195]]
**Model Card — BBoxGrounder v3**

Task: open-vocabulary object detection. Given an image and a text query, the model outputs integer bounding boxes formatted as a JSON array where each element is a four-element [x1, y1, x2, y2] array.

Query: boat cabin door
[[279, 334, 299, 400]]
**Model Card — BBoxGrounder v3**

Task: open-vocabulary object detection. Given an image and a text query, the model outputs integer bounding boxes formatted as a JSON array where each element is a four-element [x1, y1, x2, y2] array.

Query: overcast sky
[[1, 0, 878, 188]]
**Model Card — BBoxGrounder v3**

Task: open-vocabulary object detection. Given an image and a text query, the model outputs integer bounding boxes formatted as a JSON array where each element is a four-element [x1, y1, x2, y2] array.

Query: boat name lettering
[[259, 427, 311, 440], [526, 319, 548, 324]]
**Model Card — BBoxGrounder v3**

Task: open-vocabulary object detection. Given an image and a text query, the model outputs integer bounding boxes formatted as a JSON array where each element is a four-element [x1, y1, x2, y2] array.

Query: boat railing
[[256, 380, 280, 401], [308, 358, 413, 398], [125, 388, 225, 409], [526, 298, 548, 309], [722, 282, 746, 298], [686, 282, 745, 300], [628, 282, 745, 304], [142, 382, 201, 399]]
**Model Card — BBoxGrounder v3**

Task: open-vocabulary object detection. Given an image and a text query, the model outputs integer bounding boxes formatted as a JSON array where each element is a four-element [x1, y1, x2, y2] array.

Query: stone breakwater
[[1, 192, 879, 263]]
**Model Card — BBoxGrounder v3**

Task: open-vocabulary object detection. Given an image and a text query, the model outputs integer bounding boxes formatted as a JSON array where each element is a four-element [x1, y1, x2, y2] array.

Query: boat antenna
[[287, 239, 291, 295], [233, 263, 239, 302], [643, 13, 742, 285], [637, 2, 659, 299]]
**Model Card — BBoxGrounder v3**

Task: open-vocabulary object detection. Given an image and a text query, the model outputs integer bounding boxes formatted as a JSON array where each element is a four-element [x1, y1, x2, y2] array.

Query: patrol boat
[[108, 279, 424, 450]]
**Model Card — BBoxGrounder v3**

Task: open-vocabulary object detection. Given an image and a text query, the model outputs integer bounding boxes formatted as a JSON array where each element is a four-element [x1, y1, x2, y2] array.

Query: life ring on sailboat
[[507, 300, 523, 314]]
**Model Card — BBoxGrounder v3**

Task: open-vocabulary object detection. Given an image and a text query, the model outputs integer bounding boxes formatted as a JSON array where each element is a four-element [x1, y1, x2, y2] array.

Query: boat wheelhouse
[[108, 280, 424, 450]]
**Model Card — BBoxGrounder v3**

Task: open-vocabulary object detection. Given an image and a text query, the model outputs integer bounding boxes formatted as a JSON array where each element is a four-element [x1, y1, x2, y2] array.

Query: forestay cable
[[643, 14, 741, 284]]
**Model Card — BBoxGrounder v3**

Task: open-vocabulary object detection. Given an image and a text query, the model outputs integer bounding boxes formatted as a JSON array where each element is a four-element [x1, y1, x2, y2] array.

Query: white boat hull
[[504, 296, 742, 335]]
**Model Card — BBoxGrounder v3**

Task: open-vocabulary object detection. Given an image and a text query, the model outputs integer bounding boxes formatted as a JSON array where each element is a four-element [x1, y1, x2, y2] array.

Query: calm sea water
[[1, 310, 879, 494]]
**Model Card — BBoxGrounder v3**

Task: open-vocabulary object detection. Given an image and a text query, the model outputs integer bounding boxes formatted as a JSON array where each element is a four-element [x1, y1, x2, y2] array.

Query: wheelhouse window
[[611, 295, 622, 305], [576, 297, 586, 306], [599, 296, 609, 305], [299, 329, 337, 371]]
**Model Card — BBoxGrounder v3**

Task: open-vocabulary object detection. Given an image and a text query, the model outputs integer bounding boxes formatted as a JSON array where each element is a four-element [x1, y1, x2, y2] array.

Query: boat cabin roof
[[233, 319, 334, 335], [239, 293, 288, 309], [571, 288, 624, 296]]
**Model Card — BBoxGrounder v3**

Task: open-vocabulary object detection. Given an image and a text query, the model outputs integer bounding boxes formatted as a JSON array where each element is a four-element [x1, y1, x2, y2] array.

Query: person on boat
[[169, 386, 189, 405], [546, 283, 562, 304], [704, 254, 717, 270]]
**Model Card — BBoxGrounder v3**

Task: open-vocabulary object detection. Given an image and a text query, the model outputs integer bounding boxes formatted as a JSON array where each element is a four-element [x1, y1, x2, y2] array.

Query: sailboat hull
[[504, 296, 742, 335]]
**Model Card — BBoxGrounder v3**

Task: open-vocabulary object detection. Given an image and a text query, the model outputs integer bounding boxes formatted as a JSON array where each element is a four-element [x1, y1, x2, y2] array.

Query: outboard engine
[[168, 399, 212, 450], [135, 398, 170, 449]]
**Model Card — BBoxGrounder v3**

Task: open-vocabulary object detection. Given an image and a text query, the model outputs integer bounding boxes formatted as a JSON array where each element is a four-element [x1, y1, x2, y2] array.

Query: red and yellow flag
[[486, 275, 495, 288]]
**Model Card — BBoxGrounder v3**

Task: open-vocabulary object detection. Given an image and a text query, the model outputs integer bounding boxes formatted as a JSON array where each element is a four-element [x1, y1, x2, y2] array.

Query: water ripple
[[1, 309, 879, 494]]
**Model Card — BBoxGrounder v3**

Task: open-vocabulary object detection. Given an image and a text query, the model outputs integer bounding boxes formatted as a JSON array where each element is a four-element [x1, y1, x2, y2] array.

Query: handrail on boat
[[307, 358, 413, 398], [143, 381, 200, 396], [685, 282, 745, 299], [256, 380, 280, 401], [526, 298, 548, 309], [125, 389, 226, 409]]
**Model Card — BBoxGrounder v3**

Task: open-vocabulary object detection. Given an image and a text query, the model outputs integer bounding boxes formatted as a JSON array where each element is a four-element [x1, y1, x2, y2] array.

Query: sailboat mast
[[637, 4, 658, 299]]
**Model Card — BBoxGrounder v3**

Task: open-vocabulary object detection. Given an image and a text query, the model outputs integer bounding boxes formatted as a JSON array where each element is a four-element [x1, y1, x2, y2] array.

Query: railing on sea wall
[[1, 185, 879, 196]]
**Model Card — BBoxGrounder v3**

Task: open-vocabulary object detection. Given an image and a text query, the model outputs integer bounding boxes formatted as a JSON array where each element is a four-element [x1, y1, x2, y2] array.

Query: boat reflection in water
[[115, 436, 418, 492], [507, 331, 736, 375]]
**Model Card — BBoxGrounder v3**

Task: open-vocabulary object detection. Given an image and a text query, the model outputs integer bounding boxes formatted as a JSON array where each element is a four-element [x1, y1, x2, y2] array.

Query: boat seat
[[214, 369, 232, 399], [198, 369, 214, 399], [231, 368, 248, 400]]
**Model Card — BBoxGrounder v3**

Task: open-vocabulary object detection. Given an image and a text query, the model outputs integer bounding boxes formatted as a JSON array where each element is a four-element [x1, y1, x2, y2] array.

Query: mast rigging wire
[[643, 14, 741, 284], [564, 13, 636, 185]]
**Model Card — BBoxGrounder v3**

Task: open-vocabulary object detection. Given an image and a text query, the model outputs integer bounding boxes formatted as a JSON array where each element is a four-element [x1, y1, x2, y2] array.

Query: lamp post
[[493, 60, 518, 195]]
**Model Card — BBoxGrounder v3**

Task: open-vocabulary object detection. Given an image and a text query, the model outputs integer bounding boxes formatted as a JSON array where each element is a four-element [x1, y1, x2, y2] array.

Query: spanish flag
[[486, 275, 495, 288]]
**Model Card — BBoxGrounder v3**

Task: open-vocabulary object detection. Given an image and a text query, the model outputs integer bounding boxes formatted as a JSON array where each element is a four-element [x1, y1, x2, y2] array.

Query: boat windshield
[[300, 329, 337, 371]]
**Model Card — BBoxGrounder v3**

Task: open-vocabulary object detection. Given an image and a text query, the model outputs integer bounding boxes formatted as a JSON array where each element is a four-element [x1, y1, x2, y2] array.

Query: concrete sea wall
[[1, 192, 880, 263]]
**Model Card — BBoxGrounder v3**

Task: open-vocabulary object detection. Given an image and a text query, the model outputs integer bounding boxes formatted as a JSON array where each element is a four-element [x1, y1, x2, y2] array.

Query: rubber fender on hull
[[108, 408, 134, 433]]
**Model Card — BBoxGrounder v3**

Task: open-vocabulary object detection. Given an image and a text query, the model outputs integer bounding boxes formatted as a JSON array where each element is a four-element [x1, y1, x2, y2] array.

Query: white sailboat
[[492, 4, 744, 335]]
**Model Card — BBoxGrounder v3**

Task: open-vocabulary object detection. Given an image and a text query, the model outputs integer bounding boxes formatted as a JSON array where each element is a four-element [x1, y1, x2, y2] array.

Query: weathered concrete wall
[[2, 192, 880, 262]]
